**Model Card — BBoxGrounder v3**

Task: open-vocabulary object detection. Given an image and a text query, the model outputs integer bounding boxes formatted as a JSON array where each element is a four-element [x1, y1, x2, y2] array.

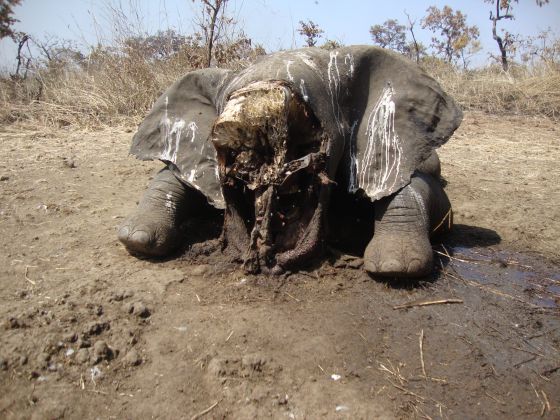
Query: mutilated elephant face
[[211, 81, 331, 274]]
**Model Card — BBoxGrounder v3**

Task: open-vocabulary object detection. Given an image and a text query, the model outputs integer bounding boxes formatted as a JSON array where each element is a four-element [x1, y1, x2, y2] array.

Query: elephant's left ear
[[130, 68, 234, 209], [344, 47, 462, 202]]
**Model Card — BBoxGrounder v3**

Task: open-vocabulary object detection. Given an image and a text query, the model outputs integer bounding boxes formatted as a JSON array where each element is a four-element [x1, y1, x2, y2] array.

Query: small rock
[[347, 258, 363, 269], [77, 337, 91, 348], [5, 316, 23, 329], [0, 175, 9, 181], [91, 340, 112, 364], [63, 332, 78, 343], [126, 301, 151, 318], [37, 352, 51, 368], [19, 354, 28, 366], [0, 358, 7, 371], [75, 348, 90, 364], [109, 290, 134, 302], [62, 157, 76, 168], [83, 321, 110, 336], [124, 349, 142, 366], [191, 265, 209, 276]]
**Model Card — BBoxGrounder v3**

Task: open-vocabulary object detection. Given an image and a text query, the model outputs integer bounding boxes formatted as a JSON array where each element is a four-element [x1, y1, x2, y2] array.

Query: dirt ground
[[0, 111, 559, 419]]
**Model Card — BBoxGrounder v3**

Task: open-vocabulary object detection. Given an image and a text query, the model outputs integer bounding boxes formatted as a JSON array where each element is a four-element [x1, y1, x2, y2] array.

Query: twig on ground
[[434, 249, 473, 263], [190, 400, 220, 420], [541, 390, 551, 414], [225, 330, 234, 342], [530, 382, 546, 417], [511, 346, 545, 358], [513, 356, 537, 368], [378, 360, 407, 385], [24, 265, 36, 285], [285, 292, 300, 302], [388, 379, 425, 401], [393, 299, 463, 310], [484, 391, 506, 406], [419, 329, 427, 379]]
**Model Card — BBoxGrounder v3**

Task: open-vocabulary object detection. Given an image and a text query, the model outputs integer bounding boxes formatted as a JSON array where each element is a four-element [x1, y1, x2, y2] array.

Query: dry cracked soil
[[0, 112, 559, 419]]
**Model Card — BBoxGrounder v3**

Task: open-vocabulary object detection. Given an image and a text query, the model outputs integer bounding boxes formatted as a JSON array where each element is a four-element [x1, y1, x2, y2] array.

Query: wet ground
[[445, 246, 559, 310]]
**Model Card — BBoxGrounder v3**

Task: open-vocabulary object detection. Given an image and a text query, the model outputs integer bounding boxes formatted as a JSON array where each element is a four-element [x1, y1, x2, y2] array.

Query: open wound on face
[[211, 80, 330, 273]]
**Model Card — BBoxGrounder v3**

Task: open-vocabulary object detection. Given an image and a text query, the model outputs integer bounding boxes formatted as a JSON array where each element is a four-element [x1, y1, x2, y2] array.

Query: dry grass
[[0, 39, 262, 128], [1, 47, 559, 128], [426, 60, 560, 120]]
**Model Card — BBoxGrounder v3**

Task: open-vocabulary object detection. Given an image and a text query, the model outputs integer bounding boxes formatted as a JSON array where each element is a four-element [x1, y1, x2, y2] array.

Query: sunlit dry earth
[[0, 112, 558, 419]]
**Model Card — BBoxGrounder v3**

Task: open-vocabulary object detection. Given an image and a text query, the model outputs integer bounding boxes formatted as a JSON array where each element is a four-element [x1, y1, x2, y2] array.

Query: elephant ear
[[130, 68, 233, 209], [345, 46, 463, 201]]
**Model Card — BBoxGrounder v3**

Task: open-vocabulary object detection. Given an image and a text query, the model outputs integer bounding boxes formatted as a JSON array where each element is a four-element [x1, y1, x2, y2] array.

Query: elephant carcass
[[128, 46, 463, 273]]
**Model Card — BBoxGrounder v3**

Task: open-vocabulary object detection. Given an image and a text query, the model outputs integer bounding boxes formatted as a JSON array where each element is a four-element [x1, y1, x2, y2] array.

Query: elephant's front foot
[[364, 229, 433, 277], [118, 168, 189, 257], [363, 173, 452, 279]]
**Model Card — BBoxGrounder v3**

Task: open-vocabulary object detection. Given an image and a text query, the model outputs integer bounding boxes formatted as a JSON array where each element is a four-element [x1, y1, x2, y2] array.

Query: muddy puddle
[[443, 246, 559, 309]]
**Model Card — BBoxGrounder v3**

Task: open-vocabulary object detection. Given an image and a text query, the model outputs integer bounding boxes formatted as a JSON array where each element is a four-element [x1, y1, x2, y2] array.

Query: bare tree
[[485, 0, 549, 71], [404, 11, 420, 64], [13, 32, 30, 78], [298, 20, 324, 47], [193, 0, 230, 67]]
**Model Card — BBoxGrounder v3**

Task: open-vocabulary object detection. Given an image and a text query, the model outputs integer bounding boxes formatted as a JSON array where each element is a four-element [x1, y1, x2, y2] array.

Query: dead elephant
[[118, 45, 462, 278]]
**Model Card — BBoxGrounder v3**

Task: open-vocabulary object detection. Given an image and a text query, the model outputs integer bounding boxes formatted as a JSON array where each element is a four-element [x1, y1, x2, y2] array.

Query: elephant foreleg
[[364, 172, 452, 278], [118, 167, 196, 257]]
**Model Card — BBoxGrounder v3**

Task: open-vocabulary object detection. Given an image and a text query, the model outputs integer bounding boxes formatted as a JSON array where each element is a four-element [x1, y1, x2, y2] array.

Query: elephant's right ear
[[130, 68, 233, 209]]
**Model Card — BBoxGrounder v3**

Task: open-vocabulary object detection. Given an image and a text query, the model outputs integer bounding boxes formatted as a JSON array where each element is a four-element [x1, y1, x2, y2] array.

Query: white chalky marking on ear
[[294, 52, 321, 76], [348, 120, 359, 192], [327, 51, 344, 134], [344, 53, 354, 77], [358, 84, 402, 198], [161, 118, 185, 164], [160, 95, 191, 164], [299, 79, 309, 102], [188, 121, 198, 142], [286, 60, 294, 82]]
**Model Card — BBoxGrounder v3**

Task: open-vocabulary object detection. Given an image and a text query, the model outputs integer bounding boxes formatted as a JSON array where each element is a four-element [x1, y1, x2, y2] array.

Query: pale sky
[[1, 0, 559, 72]]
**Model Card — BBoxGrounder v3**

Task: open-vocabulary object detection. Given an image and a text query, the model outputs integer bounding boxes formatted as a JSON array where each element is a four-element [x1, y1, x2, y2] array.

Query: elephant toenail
[[117, 225, 130, 242], [380, 260, 404, 273], [129, 230, 152, 247]]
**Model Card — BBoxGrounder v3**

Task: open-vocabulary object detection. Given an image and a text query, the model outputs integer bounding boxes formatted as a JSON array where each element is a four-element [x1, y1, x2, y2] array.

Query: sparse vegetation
[[0, 2, 558, 127]]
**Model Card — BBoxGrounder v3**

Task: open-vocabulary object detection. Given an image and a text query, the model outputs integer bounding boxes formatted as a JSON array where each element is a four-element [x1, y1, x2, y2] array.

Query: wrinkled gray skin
[[118, 46, 461, 278]]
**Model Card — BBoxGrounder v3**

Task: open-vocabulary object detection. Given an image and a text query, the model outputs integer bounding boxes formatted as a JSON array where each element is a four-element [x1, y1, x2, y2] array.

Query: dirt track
[[0, 112, 559, 419]]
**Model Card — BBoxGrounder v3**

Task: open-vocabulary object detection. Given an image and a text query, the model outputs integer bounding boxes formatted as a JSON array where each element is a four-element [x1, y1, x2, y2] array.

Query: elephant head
[[211, 80, 331, 274]]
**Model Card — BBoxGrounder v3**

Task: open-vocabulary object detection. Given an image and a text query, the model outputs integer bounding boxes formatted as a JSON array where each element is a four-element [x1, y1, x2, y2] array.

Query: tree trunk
[[205, 5, 218, 68], [491, 17, 508, 71], [491, 0, 509, 72], [405, 13, 420, 64]]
